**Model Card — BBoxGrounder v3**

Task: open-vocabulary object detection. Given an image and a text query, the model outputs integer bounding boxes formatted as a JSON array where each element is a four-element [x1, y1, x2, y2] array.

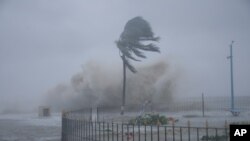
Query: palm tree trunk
[[121, 55, 126, 115]]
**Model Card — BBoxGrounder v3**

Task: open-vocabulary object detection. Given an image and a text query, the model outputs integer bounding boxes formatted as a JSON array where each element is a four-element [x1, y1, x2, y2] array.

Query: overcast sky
[[0, 0, 250, 112]]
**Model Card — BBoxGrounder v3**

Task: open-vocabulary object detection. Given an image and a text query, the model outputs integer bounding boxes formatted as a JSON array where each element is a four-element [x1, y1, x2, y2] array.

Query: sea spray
[[45, 59, 180, 111]]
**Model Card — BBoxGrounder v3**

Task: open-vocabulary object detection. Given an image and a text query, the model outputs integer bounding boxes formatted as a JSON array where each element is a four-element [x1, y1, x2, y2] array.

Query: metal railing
[[61, 109, 229, 141], [95, 96, 250, 120]]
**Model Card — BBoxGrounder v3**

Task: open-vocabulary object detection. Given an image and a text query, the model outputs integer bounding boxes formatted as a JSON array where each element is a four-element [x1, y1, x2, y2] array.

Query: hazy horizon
[[1, 0, 250, 113]]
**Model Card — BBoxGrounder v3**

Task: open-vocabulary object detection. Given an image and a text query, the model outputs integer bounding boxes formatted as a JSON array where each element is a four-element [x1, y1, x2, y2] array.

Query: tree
[[116, 16, 160, 115]]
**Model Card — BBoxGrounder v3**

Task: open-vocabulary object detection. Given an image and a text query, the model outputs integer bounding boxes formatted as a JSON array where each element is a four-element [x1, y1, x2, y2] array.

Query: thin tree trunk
[[121, 55, 126, 115]]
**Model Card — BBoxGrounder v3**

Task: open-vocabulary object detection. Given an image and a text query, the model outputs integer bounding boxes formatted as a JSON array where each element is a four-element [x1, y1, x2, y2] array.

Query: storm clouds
[[0, 0, 250, 113]]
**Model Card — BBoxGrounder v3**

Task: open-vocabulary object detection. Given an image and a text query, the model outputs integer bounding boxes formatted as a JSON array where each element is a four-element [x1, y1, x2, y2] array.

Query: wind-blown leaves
[[116, 16, 160, 73], [122, 56, 137, 73], [130, 42, 160, 53], [116, 41, 141, 62], [121, 17, 155, 41]]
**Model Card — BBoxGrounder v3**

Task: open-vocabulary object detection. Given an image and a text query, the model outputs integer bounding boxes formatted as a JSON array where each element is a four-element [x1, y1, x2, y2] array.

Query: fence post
[[95, 120, 97, 141], [225, 120, 228, 140], [99, 121, 101, 141], [205, 120, 208, 141], [97, 107, 99, 122], [61, 110, 65, 141], [89, 121, 91, 141], [151, 125, 153, 141], [197, 128, 199, 141], [92, 120, 94, 141], [180, 127, 182, 141], [112, 122, 114, 141], [157, 125, 160, 141], [172, 120, 175, 141], [139, 124, 141, 141], [215, 128, 218, 140], [108, 123, 110, 141], [164, 126, 167, 141], [188, 120, 190, 141], [133, 124, 135, 141], [103, 121, 105, 141], [90, 108, 93, 122], [116, 123, 119, 141], [122, 123, 124, 141]]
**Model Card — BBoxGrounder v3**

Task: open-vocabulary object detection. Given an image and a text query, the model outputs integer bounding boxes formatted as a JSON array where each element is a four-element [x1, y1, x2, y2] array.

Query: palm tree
[[116, 16, 160, 115]]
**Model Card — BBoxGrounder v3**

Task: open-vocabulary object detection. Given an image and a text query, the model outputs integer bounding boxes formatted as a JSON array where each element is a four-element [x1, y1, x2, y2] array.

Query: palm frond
[[116, 16, 160, 73], [131, 42, 160, 53], [117, 41, 141, 62], [129, 47, 146, 59], [122, 56, 137, 73], [121, 17, 155, 41], [139, 36, 160, 42]]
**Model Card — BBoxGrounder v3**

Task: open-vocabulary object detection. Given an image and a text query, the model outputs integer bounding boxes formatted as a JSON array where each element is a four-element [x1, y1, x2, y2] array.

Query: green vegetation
[[129, 113, 168, 125]]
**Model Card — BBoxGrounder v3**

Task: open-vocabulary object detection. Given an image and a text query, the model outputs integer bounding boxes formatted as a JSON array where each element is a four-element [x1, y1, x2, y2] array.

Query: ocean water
[[0, 113, 61, 141]]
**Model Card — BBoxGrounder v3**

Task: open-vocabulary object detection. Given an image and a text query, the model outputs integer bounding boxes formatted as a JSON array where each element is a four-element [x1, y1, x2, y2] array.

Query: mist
[[1, 0, 250, 113], [44, 59, 181, 111]]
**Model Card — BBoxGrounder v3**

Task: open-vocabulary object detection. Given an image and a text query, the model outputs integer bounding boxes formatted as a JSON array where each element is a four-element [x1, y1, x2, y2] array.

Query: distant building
[[38, 106, 51, 117]]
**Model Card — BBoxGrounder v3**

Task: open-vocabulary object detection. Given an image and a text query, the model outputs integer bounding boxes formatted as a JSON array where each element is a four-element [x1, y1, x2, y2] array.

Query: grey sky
[[0, 0, 250, 112]]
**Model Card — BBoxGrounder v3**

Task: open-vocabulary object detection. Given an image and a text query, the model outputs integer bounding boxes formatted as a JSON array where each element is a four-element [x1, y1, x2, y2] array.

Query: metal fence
[[170, 96, 250, 111], [94, 96, 250, 122], [61, 109, 229, 141]]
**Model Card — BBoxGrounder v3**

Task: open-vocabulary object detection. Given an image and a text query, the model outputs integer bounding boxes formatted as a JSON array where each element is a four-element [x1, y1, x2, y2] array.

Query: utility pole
[[227, 41, 239, 116], [121, 55, 126, 115], [202, 93, 205, 117]]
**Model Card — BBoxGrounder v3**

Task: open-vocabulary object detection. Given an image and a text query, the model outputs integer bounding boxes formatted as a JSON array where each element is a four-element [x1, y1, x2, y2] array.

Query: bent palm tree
[[116, 16, 160, 115]]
